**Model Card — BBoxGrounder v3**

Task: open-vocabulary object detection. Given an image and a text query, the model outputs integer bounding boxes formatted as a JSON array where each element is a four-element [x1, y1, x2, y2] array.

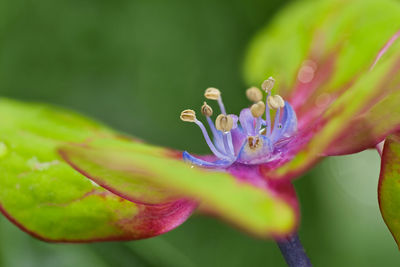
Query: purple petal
[[239, 108, 256, 135], [182, 151, 233, 168]]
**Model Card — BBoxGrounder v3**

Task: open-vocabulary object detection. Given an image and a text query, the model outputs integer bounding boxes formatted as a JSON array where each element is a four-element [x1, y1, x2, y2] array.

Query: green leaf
[[244, 0, 400, 179], [0, 98, 194, 241], [266, 47, 400, 179], [378, 133, 400, 248], [59, 137, 297, 237], [245, 0, 400, 99]]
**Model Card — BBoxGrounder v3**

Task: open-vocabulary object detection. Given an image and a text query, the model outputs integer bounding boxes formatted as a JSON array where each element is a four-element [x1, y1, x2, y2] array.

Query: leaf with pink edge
[[262, 45, 400, 180], [243, 0, 400, 179], [245, 0, 400, 148], [245, 0, 400, 102], [378, 133, 400, 248], [59, 137, 298, 237], [0, 98, 195, 242]]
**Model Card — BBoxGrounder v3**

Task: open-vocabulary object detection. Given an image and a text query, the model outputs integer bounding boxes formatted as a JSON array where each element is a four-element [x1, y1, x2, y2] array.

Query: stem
[[276, 234, 312, 267]]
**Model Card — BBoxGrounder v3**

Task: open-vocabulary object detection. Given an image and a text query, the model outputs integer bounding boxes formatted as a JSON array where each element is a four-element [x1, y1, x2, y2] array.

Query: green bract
[[245, 0, 400, 179], [379, 134, 400, 248], [0, 98, 295, 240], [0, 99, 195, 241], [59, 138, 295, 236], [245, 0, 400, 247]]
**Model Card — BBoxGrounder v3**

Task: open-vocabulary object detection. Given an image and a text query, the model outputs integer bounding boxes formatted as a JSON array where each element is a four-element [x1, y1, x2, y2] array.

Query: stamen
[[180, 109, 228, 159], [267, 95, 285, 110], [261, 77, 275, 93], [265, 90, 272, 136], [272, 107, 281, 135], [180, 109, 196, 122], [250, 101, 265, 118], [246, 87, 263, 102], [215, 114, 233, 132], [195, 120, 230, 160], [201, 102, 213, 117], [269, 95, 285, 139], [247, 136, 261, 150], [222, 134, 234, 157], [262, 77, 275, 136], [250, 101, 265, 136], [215, 114, 235, 156], [204, 87, 221, 100], [206, 116, 223, 150], [201, 102, 224, 153], [204, 87, 227, 114]]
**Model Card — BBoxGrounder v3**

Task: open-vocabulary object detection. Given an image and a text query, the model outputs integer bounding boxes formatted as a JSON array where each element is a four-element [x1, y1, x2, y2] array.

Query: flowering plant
[[1, 0, 400, 265]]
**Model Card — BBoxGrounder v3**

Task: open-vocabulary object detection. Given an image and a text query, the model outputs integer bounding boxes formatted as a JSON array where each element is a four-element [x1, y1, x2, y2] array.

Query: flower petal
[[270, 102, 298, 143], [239, 108, 256, 135], [378, 133, 400, 248], [0, 98, 195, 242], [60, 137, 298, 237], [182, 151, 233, 168]]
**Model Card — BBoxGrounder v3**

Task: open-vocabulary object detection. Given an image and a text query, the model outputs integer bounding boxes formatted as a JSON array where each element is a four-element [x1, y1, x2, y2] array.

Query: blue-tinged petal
[[236, 135, 275, 165], [239, 108, 255, 135], [231, 126, 247, 154], [230, 114, 239, 129], [182, 151, 233, 168], [270, 102, 298, 143], [213, 132, 225, 153]]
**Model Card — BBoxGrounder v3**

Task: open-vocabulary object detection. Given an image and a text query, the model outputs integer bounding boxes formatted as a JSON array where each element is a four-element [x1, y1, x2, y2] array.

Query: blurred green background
[[0, 0, 399, 266]]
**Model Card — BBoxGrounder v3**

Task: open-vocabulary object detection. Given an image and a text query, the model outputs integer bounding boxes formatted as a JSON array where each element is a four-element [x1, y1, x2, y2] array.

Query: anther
[[261, 77, 275, 92], [246, 87, 263, 102], [201, 102, 213, 117], [204, 87, 221, 100], [180, 109, 196, 122], [215, 114, 233, 132], [267, 95, 285, 109], [250, 101, 265, 117]]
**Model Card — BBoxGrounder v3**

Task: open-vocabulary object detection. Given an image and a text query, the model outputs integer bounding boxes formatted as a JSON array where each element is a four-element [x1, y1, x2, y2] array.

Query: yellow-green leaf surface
[[379, 133, 400, 248], [245, 0, 400, 99], [0, 98, 194, 241], [268, 48, 400, 179], [245, 0, 400, 179], [59, 137, 297, 237]]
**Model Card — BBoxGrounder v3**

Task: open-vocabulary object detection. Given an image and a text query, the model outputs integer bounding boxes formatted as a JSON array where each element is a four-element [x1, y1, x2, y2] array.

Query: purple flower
[[2, 0, 400, 250]]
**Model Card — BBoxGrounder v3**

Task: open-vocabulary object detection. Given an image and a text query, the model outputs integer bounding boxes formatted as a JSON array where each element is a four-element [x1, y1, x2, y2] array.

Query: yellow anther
[[267, 95, 285, 109], [201, 102, 213, 117], [246, 87, 263, 102], [261, 77, 275, 92], [250, 101, 265, 117], [215, 114, 233, 132], [180, 109, 196, 122], [204, 87, 221, 100]]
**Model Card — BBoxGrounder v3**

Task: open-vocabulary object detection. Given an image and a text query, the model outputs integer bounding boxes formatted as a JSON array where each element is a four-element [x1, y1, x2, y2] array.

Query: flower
[[1, 0, 400, 249], [180, 78, 297, 169]]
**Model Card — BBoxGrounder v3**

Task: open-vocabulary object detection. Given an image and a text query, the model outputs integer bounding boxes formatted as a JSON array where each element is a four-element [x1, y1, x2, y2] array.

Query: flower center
[[180, 77, 298, 166], [247, 136, 261, 150]]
